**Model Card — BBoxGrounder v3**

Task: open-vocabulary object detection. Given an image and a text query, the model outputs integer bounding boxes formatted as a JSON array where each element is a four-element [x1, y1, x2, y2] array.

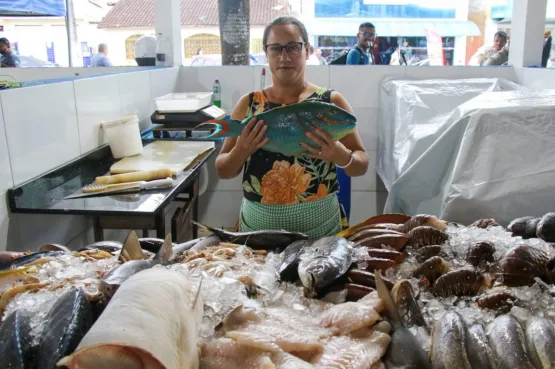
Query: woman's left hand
[[300, 124, 352, 166]]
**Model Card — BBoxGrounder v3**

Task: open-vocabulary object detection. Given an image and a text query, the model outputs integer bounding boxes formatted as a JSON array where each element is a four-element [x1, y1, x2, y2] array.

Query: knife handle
[[140, 177, 174, 190], [95, 168, 174, 185]]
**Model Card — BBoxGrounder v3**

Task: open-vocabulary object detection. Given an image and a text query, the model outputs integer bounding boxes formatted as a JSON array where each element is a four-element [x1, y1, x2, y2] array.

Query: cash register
[[150, 93, 226, 138]]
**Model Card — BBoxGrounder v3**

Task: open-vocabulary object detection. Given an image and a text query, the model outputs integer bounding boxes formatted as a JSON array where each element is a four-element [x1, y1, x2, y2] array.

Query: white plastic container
[[154, 92, 213, 112], [101, 115, 143, 159]]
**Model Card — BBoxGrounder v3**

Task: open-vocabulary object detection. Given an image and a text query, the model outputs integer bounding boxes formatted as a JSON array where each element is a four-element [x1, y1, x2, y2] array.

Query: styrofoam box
[[154, 92, 213, 112]]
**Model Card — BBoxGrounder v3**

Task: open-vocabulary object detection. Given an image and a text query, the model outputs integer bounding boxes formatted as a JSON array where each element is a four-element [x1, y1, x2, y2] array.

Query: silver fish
[[466, 323, 495, 369], [525, 316, 555, 369], [297, 236, 352, 294], [430, 311, 472, 369], [487, 314, 535, 369], [101, 234, 173, 298], [375, 270, 432, 369]]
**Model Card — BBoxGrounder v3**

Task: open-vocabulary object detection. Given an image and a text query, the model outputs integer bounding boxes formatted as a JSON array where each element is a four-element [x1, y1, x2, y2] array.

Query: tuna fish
[[374, 270, 432, 369], [100, 234, 173, 298], [0, 310, 33, 369], [297, 236, 352, 295], [525, 316, 555, 369], [195, 99, 357, 157]]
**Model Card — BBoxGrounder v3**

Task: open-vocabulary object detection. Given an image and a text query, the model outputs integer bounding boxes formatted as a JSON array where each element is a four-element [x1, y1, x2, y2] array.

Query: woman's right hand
[[232, 117, 269, 158]]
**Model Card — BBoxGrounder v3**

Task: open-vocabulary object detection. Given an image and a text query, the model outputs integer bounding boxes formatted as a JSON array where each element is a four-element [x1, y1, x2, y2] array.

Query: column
[[508, 0, 548, 67], [154, 0, 182, 66]]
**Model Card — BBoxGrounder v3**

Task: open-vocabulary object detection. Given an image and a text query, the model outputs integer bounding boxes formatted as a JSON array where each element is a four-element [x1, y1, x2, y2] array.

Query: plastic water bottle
[[213, 80, 221, 108], [155, 32, 168, 67]]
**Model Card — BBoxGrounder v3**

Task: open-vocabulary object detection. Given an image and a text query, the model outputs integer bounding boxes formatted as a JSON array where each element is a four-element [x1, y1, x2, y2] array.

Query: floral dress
[[239, 87, 349, 233]]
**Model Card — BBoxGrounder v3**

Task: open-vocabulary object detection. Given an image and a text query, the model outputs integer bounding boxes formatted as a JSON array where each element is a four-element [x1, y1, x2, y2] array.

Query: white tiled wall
[[179, 64, 517, 227], [0, 67, 179, 251]]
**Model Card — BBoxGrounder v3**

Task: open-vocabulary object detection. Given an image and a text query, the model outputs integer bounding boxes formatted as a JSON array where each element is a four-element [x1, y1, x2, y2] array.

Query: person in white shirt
[[307, 46, 320, 65]]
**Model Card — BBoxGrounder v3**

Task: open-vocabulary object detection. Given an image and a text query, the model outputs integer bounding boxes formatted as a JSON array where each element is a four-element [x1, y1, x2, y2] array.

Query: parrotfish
[[195, 99, 357, 156]]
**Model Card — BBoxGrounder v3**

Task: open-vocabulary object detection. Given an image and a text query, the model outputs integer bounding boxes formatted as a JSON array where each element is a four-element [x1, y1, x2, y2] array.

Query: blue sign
[[315, 0, 456, 19], [0, 0, 66, 17]]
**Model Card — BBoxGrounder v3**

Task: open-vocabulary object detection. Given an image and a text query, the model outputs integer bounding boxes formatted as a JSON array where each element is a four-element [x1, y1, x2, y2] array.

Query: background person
[[0, 38, 20, 68]]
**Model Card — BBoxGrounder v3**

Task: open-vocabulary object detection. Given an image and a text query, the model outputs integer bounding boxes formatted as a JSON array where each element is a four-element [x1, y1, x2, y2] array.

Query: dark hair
[[263, 16, 309, 46], [359, 22, 375, 31], [494, 31, 508, 41], [0, 37, 10, 47]]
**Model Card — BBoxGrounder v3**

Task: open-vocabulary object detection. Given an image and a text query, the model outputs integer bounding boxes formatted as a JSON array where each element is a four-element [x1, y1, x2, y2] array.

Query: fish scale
[[196, 100, 357, 157]]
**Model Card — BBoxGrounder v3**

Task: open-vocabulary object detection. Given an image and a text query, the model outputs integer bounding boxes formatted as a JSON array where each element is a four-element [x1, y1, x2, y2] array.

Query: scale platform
[[150, 104, 226, 139]]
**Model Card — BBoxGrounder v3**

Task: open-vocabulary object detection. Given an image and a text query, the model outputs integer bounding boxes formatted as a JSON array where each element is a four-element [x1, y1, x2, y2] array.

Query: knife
[[64, 178, 174, 199]]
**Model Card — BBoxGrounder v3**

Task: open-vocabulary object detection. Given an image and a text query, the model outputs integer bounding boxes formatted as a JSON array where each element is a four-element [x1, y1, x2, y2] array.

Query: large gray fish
[[487, 314, 536, 369], [101, 234, 173, 298], [35, 288, 94, 369], [430, 311, 472, 369], [0, 310, 33, 369], [297, 236, 352, 294], [191, 220, 308, 250], [278, 240, 309, 283], [525, 316, 555, 369], [375, 270, 432, 369], [466, 323, 495, 369]]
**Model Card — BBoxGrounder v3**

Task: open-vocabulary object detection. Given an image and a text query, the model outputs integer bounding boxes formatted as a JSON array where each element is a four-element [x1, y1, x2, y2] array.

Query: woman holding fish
[[214, 16, 369, 239]]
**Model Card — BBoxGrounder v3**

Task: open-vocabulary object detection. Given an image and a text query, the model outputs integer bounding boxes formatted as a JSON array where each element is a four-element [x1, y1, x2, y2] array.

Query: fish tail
[[375, 270, 403, 325], [192, 276, 203, 310], [194, 118, 242, 138], [190, 220, 225, 239]]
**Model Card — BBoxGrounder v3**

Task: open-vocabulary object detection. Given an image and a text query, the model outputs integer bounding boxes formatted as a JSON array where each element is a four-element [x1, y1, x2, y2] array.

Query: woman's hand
[[231, 117, 269, 159], [300, 124, 352, 167]]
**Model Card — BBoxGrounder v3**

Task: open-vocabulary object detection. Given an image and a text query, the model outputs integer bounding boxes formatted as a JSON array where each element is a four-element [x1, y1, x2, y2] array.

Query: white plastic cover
[[382, 88, 555, 226], [377, 77, 524, 191]]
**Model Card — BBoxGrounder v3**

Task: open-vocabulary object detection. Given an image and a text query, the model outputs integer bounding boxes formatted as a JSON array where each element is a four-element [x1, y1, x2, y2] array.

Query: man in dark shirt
[[0, 38, 20, 68], [346, 22, 376, 65]]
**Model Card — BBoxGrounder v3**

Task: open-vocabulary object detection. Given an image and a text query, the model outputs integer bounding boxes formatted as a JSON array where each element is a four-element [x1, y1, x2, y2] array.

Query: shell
[[391, 280, 426, 327], [337, 214, 410, 239], [407, 226, 449, 248], [476, 290, 514, 313], [367, 248, 405, 264], [417, 245, 442, 261], [348, 228, 404, 242], [401, 214, 447, 233], [466, 241, 496, 266], [494, 245, 549, 287], [469, 218, 500, 229], [357, 257, 396, 271], [347, 269, 395, 290], [411, 256, 450, 286], [433, 269, 485, 297], [354, 234, 409, 251]]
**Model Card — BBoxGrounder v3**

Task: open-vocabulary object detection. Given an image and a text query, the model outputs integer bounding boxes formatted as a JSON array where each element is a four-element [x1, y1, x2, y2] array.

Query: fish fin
[[375, 269, 404, 326], [119, 231, 144, 262], [155, 234, 173, 264], [193, 118, 242, 138], [192, 276, 203, 310], [191, 220, 226, 239]]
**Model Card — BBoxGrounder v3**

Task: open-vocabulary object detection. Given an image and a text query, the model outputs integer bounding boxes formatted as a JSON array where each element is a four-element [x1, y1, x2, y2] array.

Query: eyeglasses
[[264, 42, 305, 57], [359, 32, 376, 39]]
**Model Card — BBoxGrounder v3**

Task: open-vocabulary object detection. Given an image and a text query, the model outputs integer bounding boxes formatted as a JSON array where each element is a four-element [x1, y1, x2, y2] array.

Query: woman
[[215, 16, 369, 239]]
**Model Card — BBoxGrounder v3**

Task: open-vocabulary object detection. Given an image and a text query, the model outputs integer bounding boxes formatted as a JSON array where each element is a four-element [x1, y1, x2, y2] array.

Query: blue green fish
[[195, 99, 357, 156]]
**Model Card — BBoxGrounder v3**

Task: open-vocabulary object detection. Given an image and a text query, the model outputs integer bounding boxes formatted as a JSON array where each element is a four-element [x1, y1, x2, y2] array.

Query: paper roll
[[95, 168, 174, 185]]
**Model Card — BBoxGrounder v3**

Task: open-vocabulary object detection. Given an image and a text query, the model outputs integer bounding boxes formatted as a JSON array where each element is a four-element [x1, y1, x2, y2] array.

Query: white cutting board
[[110, 141, 216, 175]]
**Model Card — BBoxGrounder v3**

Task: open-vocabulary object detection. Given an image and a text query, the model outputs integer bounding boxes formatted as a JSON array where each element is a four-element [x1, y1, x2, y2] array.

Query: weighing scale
[[150, 93, 227, 138]]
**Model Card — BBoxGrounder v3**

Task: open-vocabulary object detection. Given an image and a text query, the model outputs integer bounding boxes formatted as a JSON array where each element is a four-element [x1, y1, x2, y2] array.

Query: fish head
[[101, 260, 151, 299], [298, 257, 334, 293], [100, 280, 119, 299]]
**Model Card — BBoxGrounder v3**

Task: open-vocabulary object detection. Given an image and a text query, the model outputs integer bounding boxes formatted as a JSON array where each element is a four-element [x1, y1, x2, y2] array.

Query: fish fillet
[[319, 301, 382, 335], [272, 351, 314, 369], [224, 306, 331, 355], [358, 291, 385, 313], [58, 268, 203, 369], [201, 338, 275, 369], [311, 331, 391, 369]]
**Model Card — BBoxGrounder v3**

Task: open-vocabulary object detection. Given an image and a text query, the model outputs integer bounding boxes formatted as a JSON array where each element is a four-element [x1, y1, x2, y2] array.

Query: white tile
[[0, 96, 13, 192], [74, 75, 122, 154], [481, 65, 518, 82], [353, 107, 379, 151], [199, 190, 242, 228], [305, 65, 330, 88], [2, 82, 80, 186], [17, 214, 90, 252], [352, 150, 378, 192], [517, 67, 555, 89], [178, 66, 254, 111], [329, 65, 406, 108], [349, 191, 388, 225], [118, 71, 152, 130], [404, 66, 484, 80], [150, 67, 179, 101]]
